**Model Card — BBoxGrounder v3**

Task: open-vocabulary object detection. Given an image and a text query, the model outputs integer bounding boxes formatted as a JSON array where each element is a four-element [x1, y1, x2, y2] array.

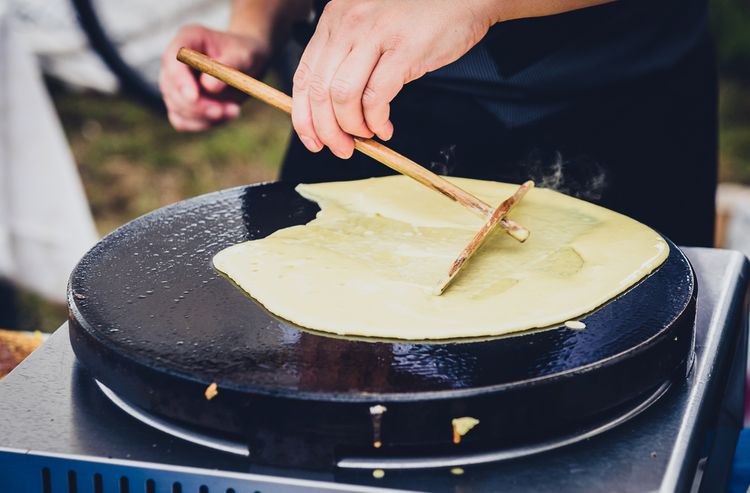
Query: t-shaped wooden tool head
[[435, 181, 534, 295]]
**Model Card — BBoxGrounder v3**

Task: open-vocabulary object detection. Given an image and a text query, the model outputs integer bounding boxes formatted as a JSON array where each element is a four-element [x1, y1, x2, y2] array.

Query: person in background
[[160, 0, 716, 247], [0, 282, 17, 329]]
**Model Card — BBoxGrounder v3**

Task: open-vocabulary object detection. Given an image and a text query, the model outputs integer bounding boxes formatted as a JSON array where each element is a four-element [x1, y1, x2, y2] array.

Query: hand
[[291, 0, 497, 158], [160, 25, 271, 131]]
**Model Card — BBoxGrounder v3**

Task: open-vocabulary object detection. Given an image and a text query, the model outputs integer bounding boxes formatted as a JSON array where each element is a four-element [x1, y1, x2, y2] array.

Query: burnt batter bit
[[369, 404, 387, 448], [204, 382, 218, 401]]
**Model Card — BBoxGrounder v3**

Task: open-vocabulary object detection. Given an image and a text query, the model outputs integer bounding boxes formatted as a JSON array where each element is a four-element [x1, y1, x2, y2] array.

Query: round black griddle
[[68, 182, 696, 470]]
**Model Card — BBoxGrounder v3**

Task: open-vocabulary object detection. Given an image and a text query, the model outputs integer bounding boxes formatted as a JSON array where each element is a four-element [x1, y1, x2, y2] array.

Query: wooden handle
[[176, 48, 529, 240], [178, 47, 292, 114]]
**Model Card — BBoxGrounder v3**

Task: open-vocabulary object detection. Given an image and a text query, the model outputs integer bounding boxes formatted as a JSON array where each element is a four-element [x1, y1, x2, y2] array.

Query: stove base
[[98, 377, 674, 470], [0, 248, 746, 493]]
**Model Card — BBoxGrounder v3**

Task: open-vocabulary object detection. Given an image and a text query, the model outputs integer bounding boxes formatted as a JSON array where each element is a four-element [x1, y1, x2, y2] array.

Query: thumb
[[201, 37, 253, 94], [200, 72, 226, 94]]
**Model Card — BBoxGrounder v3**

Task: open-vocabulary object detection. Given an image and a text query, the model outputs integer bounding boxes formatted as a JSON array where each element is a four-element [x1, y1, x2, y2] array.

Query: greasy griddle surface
[[69, 182, 694, 398]]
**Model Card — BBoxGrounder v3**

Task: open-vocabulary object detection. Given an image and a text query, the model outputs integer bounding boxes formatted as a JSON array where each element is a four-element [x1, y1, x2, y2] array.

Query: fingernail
[[331, 143, 354, 159], [225, 104, 240, 118], [201, 74, 224, 93], [206, 105, 222, 119], [382, 121, 394, 141], [300, 135, 321, 152]]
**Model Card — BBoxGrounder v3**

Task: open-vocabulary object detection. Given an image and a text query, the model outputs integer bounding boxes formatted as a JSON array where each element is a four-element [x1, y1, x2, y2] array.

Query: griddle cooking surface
[[68, 182, 695, 469]]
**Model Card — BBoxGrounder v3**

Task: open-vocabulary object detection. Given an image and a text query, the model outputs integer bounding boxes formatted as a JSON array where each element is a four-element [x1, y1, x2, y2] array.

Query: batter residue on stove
[[213, 176, 668, 340]]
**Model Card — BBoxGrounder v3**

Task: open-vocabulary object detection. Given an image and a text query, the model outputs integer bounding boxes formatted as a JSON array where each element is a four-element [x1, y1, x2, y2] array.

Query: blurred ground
[[719, 78, 750, 183]]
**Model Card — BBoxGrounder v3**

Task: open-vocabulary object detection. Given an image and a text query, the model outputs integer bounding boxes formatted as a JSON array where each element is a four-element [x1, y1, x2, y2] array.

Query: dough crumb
[[452, 417, 480, 444], [204, 382, 218, 401], [450, 467, 465, 475], [565, 320, 587, 330], [372, 469, 385, 479], [369, 404, 387, 415]]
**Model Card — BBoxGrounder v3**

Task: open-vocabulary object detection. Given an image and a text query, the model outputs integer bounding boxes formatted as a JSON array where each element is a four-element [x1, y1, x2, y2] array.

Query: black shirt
[[418, 0, 709, 127]]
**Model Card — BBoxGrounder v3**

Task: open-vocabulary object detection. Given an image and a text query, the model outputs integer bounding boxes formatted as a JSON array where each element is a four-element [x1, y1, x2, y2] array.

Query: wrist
[[228, 15, 275, 50], [229, 0, 312, 52], [465, 0, 507, 27]]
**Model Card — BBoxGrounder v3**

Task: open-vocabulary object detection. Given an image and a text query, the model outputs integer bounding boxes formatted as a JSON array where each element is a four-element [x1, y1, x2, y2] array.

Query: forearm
[[474, 0, 616, 26], [229, 0, 313, 46]]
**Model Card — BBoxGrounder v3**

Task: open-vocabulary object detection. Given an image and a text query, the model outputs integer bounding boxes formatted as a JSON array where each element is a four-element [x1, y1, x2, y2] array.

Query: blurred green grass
[[50, 81, 290, 235]]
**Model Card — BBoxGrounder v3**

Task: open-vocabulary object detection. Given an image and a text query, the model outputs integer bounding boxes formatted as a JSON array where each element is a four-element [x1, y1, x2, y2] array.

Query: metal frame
[[98, 376, 673, 471], [0, 448, 408, 493], [338, 381, 672, 470], [96, 381, 250, 458]]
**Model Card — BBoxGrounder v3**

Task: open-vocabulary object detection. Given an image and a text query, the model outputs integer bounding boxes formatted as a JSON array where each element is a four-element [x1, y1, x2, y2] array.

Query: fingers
[[159, 25, 244, 132], [293, 30, 381, 158], [308, 43, 359, 159], [168, 112, 210, 132], [162, 72, 241, 132], [292, 22, 409, 157], [200, 72, 227, 94], [160, 27, 202, 110], [198, 34, 240, 94], [330, 46, 380, 139], [291, 61, 321, 151], [292, 23, 328, 154], [363, 50, 406, 141], [165, 94, 240, 132], [164, 87, 241, 132]]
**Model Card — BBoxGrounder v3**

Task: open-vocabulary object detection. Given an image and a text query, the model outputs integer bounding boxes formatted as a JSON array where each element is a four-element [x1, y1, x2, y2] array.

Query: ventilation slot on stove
[[42, 467, 51, 493], [68, 470, 78, 493], [38, 469, 134, 493], [93, 474, 103, 493], [37, 465, 255, 493]]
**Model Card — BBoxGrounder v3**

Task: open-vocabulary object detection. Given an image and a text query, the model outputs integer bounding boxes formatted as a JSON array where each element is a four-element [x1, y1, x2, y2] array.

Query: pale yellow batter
[[213, 176, 668, 340]]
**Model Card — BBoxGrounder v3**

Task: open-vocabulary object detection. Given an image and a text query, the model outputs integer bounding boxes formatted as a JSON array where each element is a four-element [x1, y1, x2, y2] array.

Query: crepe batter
[[213, 176, 669, 340]]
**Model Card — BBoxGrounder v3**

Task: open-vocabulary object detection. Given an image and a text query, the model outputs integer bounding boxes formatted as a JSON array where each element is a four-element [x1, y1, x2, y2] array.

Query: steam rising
[[427, 144, 608, 203], [429, 145, 458, 176], [522, 150, 608, 202]]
